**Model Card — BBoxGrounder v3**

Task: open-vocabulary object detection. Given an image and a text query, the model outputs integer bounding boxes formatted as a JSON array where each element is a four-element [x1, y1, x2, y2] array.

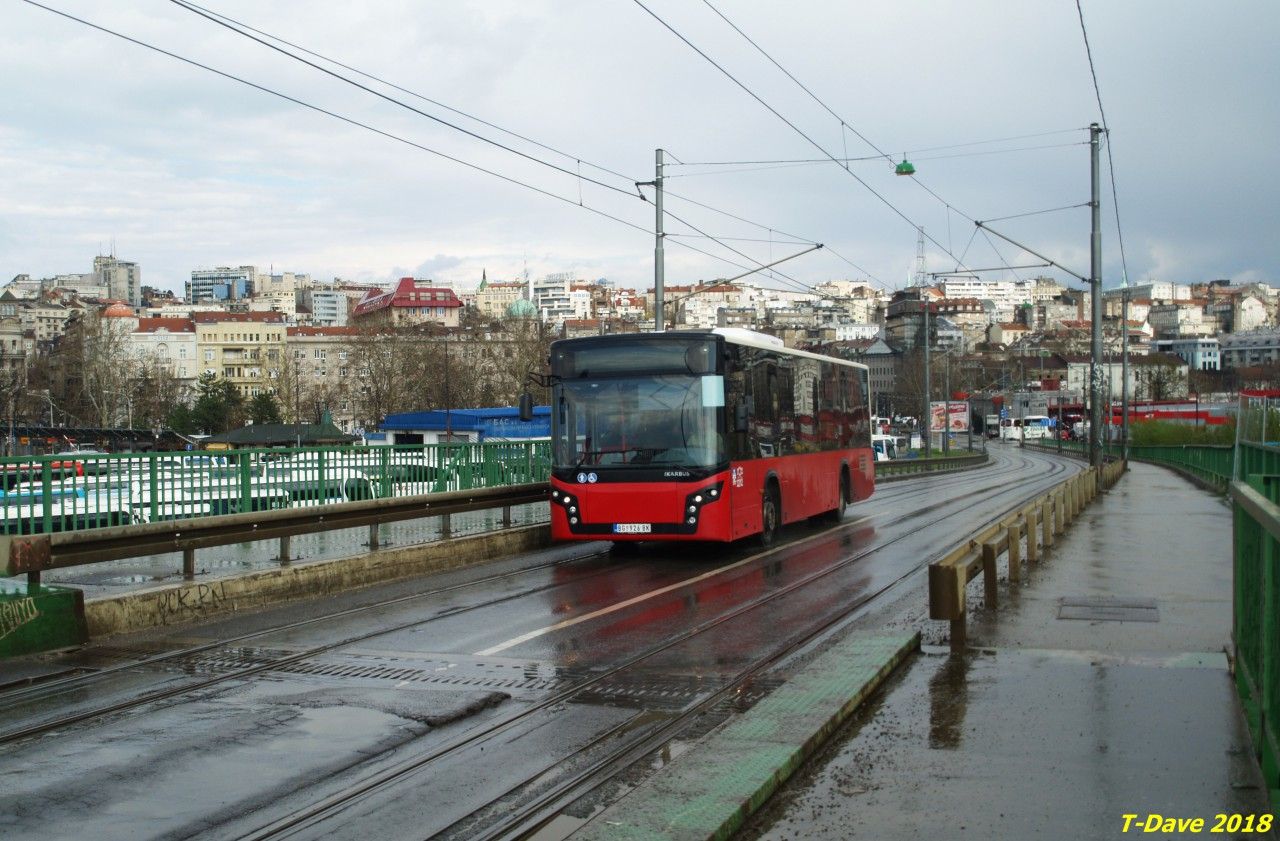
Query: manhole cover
[[1058, 595, 1159, 622]]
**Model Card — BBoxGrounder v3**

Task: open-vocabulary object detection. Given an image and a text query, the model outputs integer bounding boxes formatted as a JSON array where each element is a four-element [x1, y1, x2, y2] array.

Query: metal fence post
[[238, 453, 252, 514], [368, 523, 380, 550], [41, 459, 53, 535], [149, 453, 160, 523], [183, 546, 196, 579], [278, 535, 291, 566], [318, 449, 327, 505], [379, 447, 391, 498]]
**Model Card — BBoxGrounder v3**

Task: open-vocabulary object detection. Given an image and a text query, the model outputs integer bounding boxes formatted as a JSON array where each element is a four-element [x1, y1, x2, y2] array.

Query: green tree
[[248, 390, 282, 425], [166, 403, 195, 435], [189, 373, 244, 434]]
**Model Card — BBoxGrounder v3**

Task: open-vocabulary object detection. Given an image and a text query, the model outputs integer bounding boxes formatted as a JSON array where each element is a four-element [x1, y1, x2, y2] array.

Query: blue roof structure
[[380, 406, 550, 439]]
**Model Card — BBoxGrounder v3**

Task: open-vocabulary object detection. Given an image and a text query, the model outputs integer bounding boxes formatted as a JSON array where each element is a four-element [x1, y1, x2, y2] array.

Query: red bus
[[542, 328, 874, 546]]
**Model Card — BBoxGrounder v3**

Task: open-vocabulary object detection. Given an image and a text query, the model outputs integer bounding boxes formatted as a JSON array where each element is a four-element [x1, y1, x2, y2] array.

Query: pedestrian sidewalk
[[741, 461, 1275, 840]]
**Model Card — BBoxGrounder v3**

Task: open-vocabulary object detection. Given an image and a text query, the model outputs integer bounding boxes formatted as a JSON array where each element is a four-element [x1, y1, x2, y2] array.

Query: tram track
[[0, 544, 627, 743], [231, 448, 1079, 840]]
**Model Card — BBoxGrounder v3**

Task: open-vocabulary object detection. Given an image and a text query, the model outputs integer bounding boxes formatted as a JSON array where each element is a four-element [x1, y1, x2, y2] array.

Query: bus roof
[[551, 329, 868, 372]]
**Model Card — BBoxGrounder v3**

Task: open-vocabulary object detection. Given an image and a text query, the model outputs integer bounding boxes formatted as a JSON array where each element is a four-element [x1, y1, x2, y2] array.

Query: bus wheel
[[824, 471, 849, 524], [758, 486, 780, 547]]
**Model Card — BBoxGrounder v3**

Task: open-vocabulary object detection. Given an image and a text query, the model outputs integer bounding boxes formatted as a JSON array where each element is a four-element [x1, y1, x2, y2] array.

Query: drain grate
[[166, 648, 571, 693], [1058, 595, 1159, 623]]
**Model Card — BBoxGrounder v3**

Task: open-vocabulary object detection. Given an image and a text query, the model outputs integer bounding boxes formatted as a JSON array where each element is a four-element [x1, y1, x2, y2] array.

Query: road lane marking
[[474, 554, 764, 656]]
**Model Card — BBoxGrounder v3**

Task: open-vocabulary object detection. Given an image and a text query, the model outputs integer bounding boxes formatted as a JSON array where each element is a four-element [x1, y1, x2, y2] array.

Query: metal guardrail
[[1229, 476, 1280, 813], [0, 442, 551, 536], [928, 459, 1127, 651], [874, 451, 988, 479], [3, 483, 549, 587], [1, 444, 992, 590]]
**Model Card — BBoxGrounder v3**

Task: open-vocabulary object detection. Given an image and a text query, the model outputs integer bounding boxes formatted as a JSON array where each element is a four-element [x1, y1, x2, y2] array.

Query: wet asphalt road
[[0, 444, 1078, 840]]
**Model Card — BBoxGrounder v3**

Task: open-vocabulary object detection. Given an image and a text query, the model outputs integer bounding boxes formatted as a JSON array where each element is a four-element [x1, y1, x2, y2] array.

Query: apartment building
[[129, 317, 198, 389], [93, 255, 142, 307], [350, 277, 462, 328], [193, 311, 287, 397], [285, 326, 362, 430], [474, 281, 527, 320]]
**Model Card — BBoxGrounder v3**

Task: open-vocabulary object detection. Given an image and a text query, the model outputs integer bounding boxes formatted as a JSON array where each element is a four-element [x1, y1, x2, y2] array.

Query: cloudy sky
[[3, 0, 1276, 296]]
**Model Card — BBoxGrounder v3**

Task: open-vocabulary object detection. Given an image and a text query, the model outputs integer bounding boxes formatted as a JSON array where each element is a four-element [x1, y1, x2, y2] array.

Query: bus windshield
[[552, 374, 724, 470]]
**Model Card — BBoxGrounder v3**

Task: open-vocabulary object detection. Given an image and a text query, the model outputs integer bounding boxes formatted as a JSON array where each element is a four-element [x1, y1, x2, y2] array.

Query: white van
[[871, 433, 898, 462], [1000, 415, 1051, 441]]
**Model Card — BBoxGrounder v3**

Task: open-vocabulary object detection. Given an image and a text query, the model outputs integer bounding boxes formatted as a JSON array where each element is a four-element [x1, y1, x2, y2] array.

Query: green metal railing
[[1030, 440, 1240, 490], [0, 442, 551, 536], [1125, 444, 1234, 490], [1230, 476, 1280, 812]]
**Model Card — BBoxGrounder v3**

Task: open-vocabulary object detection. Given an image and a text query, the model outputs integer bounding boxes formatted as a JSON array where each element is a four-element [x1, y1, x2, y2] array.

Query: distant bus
[[543, 328, 874, 546], [1000, 415, 1052, 441], [985, 414, 1001, 438]]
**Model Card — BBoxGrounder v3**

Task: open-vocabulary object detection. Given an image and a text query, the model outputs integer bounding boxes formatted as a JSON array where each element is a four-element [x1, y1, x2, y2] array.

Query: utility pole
[[653, 148, 665, 332], [1089, 123, 1104, 477], [916, 229, 930, 457], [943, 353, 951, 456], [1121, 279, 1130, 462]]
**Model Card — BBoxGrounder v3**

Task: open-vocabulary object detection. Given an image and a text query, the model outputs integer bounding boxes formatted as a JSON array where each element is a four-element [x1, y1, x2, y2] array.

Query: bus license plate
[[613, 523, 651, 534]]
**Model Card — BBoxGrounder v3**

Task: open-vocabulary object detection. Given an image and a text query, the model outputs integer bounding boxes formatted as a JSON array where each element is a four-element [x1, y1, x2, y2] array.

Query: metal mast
[[653, 148, 665, 332], [1089, 123, 1104, 475], [916, 229, 930, 456]]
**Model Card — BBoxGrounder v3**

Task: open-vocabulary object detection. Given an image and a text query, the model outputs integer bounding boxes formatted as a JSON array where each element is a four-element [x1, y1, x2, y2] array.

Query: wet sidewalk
[[743, 461, 1275, 839]]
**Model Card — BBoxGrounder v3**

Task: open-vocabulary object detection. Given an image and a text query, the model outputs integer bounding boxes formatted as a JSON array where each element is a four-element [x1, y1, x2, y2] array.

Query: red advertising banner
[[930, 401, 970, 432]]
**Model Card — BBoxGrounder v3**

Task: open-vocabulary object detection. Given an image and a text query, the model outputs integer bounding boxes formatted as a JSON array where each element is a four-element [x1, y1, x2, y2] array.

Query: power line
[[174, 0, 643, 189], [1075, 0, 1131, 285], [166, 0, 639, 201], [630, 0, 983, 277], [20, 0, 865, 296], [978, 202, 1092, 224], [698, 0, 891, 164], [18, 3, 657, 234], [665, 141, 1087, 177], [173, 0, 886, 292], [688, 0, 1048, 280]]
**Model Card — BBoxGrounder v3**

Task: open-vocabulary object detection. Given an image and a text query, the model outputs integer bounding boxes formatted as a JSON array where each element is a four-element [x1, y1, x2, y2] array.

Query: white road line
[[474, 554, 761, 656]]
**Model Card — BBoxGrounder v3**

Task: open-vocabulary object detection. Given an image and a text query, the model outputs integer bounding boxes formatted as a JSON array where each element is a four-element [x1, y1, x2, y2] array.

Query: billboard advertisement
[[930, 401, 970, 433]]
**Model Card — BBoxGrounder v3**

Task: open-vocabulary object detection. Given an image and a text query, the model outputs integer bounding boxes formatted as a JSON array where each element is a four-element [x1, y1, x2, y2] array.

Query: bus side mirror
[[518, 393, 534, 422], [734, 401, 749, 432]]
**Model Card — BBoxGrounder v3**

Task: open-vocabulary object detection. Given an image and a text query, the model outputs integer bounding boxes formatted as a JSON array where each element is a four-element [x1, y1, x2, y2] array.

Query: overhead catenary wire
[[165, 0, 640, 201], [174, 0, 644, 188], [631, 0, 992, 280], [172, 0, 902, 294], [172, 0, 888, 292], [20, 0, 797, 285], [667, 140, 1087, 172], [690, 0, 1059, 282], [1076, 0, 1131, 285], [26, 0, 892, 301]]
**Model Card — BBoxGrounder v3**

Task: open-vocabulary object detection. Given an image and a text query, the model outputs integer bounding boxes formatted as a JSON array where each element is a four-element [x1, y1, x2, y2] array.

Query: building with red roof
[[351, 278, 462, 329]]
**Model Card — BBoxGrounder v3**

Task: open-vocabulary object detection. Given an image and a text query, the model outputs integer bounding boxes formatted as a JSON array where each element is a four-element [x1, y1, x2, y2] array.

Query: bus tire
[[823, 470, 849, 524], [758, 484, 780, 547]]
